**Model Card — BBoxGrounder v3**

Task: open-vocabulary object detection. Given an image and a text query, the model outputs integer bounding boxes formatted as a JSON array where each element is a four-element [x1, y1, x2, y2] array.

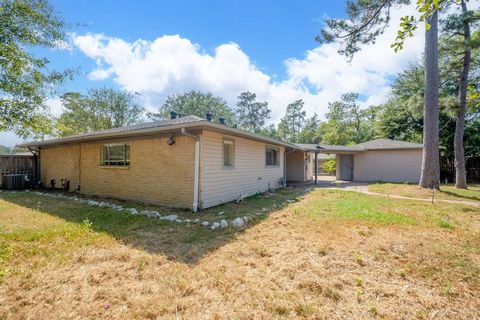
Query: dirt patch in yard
[[0, 189, 479, 319]]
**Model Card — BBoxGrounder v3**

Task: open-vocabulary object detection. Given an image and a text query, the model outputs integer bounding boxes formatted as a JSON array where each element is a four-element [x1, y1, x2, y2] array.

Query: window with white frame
[[223, 139, 234, 167], [266, 146, 279, 166], [101, 143, 130, 166]]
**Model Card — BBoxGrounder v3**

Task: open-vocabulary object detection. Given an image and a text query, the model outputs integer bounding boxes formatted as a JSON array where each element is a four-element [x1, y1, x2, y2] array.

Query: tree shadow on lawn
[[440, 189, 480, 202], [0, 188, 305, 265]]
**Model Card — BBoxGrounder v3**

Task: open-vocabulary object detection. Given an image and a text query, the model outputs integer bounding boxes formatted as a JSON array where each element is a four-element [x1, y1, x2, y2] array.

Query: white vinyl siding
[[353, 149, 422, 183], [200, 130, 285, 209], [286, 151, 306, 181]]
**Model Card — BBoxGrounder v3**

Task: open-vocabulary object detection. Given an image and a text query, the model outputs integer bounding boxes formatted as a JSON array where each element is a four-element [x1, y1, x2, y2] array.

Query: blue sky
[[49, 0, 346, 85], [2, 0, 428, 146]]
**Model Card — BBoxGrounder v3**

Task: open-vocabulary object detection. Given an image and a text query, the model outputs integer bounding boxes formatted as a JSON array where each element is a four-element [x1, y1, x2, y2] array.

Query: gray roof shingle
[[294, 138, 422, 153], [20, 116, 205, 147], [354, 138, 423, 150], [20, 115, 295, 148], [294, 143, 364, 152]]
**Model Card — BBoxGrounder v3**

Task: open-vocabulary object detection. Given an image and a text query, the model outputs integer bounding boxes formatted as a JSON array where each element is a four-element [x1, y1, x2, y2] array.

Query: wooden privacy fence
[[440, 156, 480, 184], [0, 154, 35, 188]]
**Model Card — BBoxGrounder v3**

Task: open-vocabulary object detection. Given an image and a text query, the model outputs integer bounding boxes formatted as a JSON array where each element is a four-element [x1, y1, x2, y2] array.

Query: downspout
[[181, 128, 200, 212]]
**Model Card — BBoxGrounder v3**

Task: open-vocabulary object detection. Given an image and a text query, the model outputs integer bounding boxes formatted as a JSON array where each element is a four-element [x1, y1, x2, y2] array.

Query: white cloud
[[72, 4, 424, 121]]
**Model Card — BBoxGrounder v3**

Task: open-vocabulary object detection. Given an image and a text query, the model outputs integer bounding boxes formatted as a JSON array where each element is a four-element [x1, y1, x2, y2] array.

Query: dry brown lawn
[[0, 188, 479, 319]]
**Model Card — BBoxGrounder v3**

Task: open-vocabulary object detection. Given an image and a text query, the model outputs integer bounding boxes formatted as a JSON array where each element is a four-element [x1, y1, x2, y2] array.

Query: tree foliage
[[147, 91, 234, 123], [56, 88, 144, 137], [0, 0, 72, 137], [317, 0, 446, 59], [235, 91, 271, 132], [298, 113, 322, 144], [321, 93, 373, 145], [374, 56, 480, 160], [317, 0, 409, 59], [440, 2, 480, 188], [317, 0, 446, 188], [258, 124, 278, 140], [277, 100, 306, 143]]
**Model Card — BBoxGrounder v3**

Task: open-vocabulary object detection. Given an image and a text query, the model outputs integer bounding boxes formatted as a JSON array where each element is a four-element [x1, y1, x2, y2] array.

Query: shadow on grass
[[440, 189, 480, 202], [0, 188, 305, 265]]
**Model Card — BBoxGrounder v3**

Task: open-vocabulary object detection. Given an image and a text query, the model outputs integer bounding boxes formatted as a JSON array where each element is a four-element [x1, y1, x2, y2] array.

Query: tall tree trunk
[[454, 0, 471, 189], [419, 10, 440, 189]]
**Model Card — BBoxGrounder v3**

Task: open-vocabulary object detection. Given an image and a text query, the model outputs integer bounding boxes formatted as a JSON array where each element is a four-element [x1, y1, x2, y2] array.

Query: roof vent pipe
[[206, 113, 213, 121], [219, 117, 226, 125], [170, 111, 177, 119]]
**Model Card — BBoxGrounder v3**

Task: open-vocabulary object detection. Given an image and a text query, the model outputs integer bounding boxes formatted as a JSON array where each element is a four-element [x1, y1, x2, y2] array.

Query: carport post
[[314, 152, 318, 184]]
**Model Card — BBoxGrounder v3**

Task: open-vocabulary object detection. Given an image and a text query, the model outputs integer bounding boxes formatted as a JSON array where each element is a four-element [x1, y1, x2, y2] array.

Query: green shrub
[[323, 158, 336, 175]]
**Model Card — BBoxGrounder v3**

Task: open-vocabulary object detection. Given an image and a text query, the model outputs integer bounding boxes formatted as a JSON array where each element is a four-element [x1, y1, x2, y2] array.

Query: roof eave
[[18, 121, 206, 148], [364, 147, 423, 151], [19, 120, 294, 149]]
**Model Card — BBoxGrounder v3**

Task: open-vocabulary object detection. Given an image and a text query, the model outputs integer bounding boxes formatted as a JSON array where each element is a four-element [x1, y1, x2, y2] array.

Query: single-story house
[[21, 114, 292, 211], [20, 114, 424, 210], [294, 139, 423, 183]]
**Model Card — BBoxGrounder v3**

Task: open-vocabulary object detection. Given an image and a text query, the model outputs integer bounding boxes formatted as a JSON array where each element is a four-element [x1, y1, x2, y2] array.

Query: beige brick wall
[[40, 135, 196, 208], [80, 135, 195, 208], [41, 144, 80, 191]]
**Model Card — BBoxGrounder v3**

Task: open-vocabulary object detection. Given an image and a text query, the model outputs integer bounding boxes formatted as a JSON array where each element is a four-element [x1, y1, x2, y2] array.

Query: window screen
[[266, 146, 279, 166], [223, 139, 234, 167], [102, 144, 130, 166]]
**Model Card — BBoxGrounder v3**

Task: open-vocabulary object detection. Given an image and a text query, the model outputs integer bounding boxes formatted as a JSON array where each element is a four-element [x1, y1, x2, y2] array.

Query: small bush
[[323, 159, 336, 175]]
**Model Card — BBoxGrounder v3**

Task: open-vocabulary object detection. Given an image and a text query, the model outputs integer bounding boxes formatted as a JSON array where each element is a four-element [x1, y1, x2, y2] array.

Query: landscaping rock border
[[5, 190, 303, 231]]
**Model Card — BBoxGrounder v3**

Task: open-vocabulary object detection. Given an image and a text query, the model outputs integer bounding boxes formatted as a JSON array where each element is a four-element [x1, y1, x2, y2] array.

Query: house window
[[266, 146, 280, 166], [223, 139, 234, 167], [101, 144, 130, 166]]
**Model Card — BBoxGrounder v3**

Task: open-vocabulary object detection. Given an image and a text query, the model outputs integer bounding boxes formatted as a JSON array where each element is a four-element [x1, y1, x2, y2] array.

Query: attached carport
[[289, 139, 423, 184], [287, 143, 364, 183]]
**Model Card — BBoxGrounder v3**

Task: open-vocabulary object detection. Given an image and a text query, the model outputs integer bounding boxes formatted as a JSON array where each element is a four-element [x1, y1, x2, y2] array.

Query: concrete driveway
[[288, 175, 369, 192]]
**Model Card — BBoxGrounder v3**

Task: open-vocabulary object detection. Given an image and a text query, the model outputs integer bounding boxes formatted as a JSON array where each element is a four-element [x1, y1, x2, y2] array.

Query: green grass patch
[[298, 190, 417, 225], [368, 183, 480, 202], [436, 219, 455, 229]]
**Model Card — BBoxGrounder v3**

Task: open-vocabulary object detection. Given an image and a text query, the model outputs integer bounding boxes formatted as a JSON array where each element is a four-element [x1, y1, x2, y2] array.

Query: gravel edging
[[2, 190, 304, 231]]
